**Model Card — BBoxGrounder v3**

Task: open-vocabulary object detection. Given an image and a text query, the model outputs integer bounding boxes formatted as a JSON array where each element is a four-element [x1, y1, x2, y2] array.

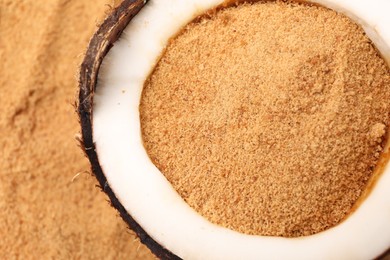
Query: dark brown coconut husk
[[77, 0, 180, 259], [77, 0, 390, 259]]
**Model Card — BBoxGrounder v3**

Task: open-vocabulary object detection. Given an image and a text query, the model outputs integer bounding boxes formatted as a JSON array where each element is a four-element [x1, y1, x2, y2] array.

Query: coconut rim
[[78, 0, 178, 258], [77, 0, 390, 259]]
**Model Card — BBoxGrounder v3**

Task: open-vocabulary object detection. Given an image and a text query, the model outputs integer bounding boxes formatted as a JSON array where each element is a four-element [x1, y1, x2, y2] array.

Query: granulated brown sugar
[[140, 1, 390, 237], [0, 0, 153, 258]]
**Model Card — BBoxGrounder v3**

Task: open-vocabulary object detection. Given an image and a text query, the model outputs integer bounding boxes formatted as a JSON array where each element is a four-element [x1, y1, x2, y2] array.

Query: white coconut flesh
[[93, 0, 390, 259]]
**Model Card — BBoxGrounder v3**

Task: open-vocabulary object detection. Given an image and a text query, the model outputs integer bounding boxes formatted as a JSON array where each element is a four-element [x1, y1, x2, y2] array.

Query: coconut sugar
[[140, 1, 390, 237], [0, 1, 153, 258]]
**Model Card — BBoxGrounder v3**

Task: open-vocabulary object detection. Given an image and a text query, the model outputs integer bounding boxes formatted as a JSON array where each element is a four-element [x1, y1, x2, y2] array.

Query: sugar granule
[[140, 1, 390, 237]]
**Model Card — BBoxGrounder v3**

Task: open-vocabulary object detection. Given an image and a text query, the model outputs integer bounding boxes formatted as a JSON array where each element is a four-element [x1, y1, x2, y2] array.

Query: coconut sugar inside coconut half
[[81, 0, 390, 258], [140, 1, 390, 238]]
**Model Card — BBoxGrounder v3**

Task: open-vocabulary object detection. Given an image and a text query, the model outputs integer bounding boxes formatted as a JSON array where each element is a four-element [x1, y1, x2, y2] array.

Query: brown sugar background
[[0, 0, 154, 259], [141, 2, 390, 237]]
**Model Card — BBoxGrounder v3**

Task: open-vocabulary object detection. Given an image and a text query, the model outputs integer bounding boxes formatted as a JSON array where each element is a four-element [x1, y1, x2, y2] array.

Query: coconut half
[[78, 0, 390, 259]]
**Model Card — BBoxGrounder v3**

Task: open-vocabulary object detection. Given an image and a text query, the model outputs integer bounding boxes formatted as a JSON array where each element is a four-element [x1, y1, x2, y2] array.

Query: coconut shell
[[77, 0, 390, 259], [78, 0, 180, 259]]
